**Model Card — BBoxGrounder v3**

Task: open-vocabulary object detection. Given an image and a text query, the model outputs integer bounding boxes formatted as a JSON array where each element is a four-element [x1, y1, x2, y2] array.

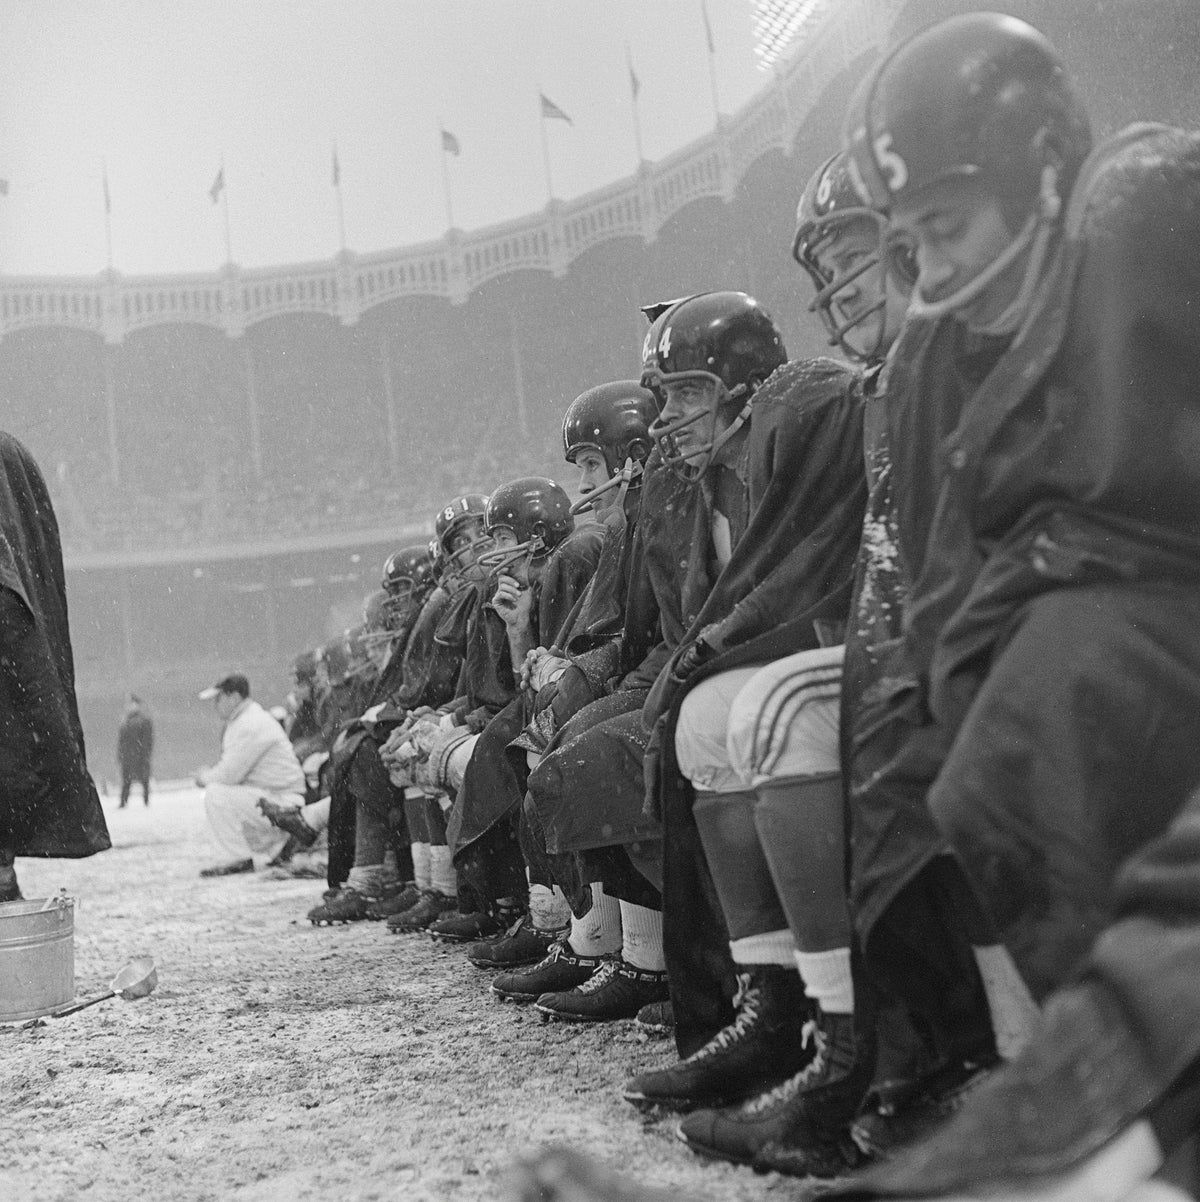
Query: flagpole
[[219, 158, 233, 263], [627, 45, 645, 165], [333, 142, 347, 252], [701, 0, 720, 124], [102, 160, 114, 271], [438, 122, 455, 229], [537, 105, 554, 203]]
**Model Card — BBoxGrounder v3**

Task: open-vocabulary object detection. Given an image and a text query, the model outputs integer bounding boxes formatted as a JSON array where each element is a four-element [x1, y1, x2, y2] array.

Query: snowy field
[[1, 788, 799, 1201]]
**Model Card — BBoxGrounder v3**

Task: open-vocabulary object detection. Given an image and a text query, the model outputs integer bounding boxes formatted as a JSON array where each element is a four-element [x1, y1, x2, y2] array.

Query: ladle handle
[[41, 990, 117, 1019]]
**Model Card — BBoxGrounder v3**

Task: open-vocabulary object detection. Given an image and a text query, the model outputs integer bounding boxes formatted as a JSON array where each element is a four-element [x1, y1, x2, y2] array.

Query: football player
[[829, 14, 1200, 1200]]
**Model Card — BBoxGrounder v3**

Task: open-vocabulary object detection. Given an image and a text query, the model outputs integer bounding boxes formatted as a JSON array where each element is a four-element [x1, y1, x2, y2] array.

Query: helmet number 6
[[873, 132, 909, 193]]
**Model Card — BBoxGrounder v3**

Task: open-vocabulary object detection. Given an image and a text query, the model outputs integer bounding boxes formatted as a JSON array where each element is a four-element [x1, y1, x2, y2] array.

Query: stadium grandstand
[[3, 0, 1198, 775]]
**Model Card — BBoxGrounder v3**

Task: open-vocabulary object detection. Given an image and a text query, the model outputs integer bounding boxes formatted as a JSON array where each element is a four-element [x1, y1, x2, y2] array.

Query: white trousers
[[675, 645, 845, 792], [204, 782, 303, 864]]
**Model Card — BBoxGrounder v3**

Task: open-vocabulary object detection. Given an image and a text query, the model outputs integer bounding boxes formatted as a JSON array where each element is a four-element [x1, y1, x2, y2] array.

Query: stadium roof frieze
[[0, 0, 900, 347]]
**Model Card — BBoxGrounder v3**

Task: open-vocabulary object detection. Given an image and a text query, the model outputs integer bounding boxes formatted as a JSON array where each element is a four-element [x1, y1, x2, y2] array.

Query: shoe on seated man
[[257, 797, 318, 849], [200, 858, 254, 878], [365, 881, 421, 919], [468, 915, 565, 970], [386, 888, 456, 933], [623, 965, 813, 1113], [535, 957, 669, 1024], [490, 939, 609, 1002]]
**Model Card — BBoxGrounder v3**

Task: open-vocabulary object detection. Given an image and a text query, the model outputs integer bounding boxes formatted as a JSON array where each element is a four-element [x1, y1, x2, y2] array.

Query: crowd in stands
[[54, 428, 563, 556], [191, 15, 1200, 1202]]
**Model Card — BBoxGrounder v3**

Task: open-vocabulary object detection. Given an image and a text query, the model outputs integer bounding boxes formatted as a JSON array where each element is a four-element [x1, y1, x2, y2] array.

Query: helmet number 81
[[873, 132, 909, 194]]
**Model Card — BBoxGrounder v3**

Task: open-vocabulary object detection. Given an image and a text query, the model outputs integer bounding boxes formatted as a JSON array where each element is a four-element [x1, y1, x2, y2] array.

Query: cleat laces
[[574, 959, 620, 994], [686, 976, 764, 1065], [740, 1021, 829, 1116]]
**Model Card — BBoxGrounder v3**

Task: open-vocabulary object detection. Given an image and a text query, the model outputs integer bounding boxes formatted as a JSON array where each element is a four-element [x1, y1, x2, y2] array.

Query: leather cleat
[[428, 910, 505, 944], [635, 999, 675, 1040], [535, 958, 669, 1024], [468, 917, 563, 970], [624, 965, 813, 1113], [386, 888, 456, 933], [847, 1045, 998, 1164], [257, 798, 318, 848], [490, 939, 608, 1003], [365, 882, 421, 919], [307, 886, 378, 925], [200, 858, 254, 878], [678, 1010, 876, 1170]]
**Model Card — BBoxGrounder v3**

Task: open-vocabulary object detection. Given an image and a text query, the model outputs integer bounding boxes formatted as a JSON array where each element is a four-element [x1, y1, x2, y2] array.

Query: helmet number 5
[[873, 132, 909, 193]]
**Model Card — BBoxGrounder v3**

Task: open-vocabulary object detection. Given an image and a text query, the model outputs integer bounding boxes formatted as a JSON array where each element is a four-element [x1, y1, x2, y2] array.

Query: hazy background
[[0, 0, 1196, 778]]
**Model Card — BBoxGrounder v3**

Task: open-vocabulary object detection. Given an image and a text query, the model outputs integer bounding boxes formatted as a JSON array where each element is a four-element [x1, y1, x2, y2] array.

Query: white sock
[[973, 943, 1039, 1059], [346, 864, 385, 894], [528, 882, 570, 932], [729, 928, 796, 967], [794, 947, 854, 1014], [619, 901, 665, 972], [411, 841, 431, 889], [428, 844, 457, 897], [568, 882, 622, 956]]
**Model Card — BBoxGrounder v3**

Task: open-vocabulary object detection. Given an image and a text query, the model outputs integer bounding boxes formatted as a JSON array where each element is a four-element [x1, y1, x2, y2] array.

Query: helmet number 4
[[658, 325, 672, 359], [873, 132, 909, 193]]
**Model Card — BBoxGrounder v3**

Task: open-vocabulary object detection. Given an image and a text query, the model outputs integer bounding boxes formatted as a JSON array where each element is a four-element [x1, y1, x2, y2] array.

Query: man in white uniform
[[196, 673, 306, 877]]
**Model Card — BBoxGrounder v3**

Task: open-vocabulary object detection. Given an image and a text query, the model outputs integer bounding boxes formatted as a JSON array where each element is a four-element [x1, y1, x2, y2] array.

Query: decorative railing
[[0, 0, 901, 346]]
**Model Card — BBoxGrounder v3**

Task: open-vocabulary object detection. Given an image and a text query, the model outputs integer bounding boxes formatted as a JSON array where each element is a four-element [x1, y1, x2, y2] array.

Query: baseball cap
[[198, 672, 250, 701]]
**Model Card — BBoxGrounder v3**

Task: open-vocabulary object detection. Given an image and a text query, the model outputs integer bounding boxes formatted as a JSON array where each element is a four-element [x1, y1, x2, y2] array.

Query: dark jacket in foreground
[[836, 126, 1200, 1197], [0, 432, 109, 859]]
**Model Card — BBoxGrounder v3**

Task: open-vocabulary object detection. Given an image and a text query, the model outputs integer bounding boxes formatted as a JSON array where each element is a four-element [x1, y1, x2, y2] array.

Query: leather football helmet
[[434, 492, 491, 585], [478, 477, 575, 573], [381, 543, 437, 623], [640, 291, 786, 480], [561, 381, 656, 515], [843, 12, 1091, 320], [793, 150, 916, 361]]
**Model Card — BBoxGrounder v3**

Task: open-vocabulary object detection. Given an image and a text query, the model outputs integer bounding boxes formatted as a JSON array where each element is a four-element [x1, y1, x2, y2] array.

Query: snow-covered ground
[[1, 790, 785, 1201]]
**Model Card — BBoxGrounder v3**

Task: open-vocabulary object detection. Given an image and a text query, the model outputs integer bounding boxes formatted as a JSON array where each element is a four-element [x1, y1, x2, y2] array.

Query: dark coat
[[117, 710, 154, 776], [835, 127, 1200, 1196], [0, 432, 109, 859], [447, 524, 604, 857], [645, 359, 868, 1056]]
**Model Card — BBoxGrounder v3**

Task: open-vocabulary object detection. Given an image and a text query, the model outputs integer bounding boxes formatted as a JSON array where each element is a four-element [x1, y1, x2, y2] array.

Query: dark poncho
[[0, 432, 109, 858]]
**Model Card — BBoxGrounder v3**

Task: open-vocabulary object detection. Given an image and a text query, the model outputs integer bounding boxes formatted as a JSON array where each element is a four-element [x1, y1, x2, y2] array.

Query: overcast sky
[[0, 0, 779, 278]]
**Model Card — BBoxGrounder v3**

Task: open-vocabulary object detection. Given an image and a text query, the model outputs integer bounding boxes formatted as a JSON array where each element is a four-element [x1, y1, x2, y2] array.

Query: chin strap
[[907, 163, 1062, 327]]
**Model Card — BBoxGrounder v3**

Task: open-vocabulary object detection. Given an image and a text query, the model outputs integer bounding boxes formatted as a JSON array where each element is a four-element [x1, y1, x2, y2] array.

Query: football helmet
[[561, 381, 656, 515], [793, 150, 916, 361], [435, 492, 492, 586], [640, 291, 786, 480], [381, 542, 437, 628], [478, 477, 575, 573], [843, 12, 1091, 320]]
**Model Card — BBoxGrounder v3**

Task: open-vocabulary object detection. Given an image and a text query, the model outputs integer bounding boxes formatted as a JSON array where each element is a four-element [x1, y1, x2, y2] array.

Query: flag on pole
[[701, 0, 716, 53], [209, 167, 225, 204], [441, 128, 461, 156], [539, 93, 573, 125], [332, 146, 340, 187], [0, 179, 9, 197], [627, 45, 640, 100], [103, 168, 111, 214]]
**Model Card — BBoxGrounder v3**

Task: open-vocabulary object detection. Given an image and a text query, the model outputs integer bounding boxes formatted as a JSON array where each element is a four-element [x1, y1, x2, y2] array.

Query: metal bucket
[[0, 897, 75, 1022]]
